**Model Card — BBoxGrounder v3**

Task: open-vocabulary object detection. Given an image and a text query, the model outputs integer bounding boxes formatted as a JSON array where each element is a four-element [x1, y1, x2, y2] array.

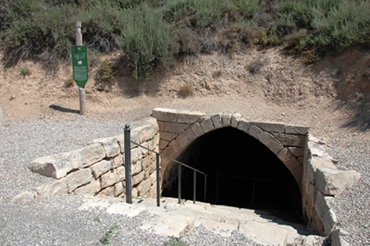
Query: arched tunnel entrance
[[162, 127, 303, 223]]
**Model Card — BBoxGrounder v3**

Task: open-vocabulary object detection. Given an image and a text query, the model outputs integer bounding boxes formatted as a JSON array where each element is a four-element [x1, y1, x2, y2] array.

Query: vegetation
[[98, 224, 120, 245], [1, 0, 370, 80], [164, 237, 188, 246]]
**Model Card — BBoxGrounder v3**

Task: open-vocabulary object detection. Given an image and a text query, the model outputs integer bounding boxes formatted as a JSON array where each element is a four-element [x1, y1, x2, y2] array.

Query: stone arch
[[152, 108, 307, 190]]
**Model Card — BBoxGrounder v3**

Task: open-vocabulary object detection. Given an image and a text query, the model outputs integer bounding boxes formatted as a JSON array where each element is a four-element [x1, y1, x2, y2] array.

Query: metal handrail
[[124, 124, 212, 207]]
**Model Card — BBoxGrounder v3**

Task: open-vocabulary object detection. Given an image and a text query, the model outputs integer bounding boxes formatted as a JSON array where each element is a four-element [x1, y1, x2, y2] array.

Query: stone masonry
[[28, 108, 361, 244], [30, 118, 160, 199], [152, 108, 361, 243]]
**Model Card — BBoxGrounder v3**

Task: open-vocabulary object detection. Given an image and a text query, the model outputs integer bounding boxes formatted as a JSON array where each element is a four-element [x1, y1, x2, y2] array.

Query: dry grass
[[178, 84, 194, 97]]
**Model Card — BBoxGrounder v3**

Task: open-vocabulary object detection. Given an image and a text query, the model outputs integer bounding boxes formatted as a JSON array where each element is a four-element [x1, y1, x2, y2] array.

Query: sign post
[[72, 21, 87, 115]]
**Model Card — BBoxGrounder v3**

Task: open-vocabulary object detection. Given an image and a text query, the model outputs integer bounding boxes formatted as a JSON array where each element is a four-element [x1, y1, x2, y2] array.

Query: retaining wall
[[30, 118, 160, 199]]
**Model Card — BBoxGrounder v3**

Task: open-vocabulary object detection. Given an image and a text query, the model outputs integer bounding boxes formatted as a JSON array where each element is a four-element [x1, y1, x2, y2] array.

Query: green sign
[[71, 46, 88, 87]]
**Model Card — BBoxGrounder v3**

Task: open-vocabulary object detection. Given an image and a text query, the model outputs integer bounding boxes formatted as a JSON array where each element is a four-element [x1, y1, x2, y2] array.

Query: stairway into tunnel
[[162, 127, 303, 224]]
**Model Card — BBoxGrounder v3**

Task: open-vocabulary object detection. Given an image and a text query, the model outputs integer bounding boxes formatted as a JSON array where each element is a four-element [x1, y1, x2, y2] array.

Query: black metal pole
[[204, 175, 207, 201], [193, 170, 196, 204], [178, 164, 181, 204], [215, 171, 219, 204], [124, 124, 132, 204], [156, 153, 160, 207]]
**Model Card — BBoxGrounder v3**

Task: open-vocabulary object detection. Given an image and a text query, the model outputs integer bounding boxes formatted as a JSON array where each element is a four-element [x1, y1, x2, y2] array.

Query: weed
[[212, 70, 223, 77], [97, 59, 118, 84], [178, 84, 194, 97], [93, 216, 100, 222], [247, 56, 264, 74], [19, 66, 32, 76], [99, 225, 119, 245], [164, 237, 188, 246], [64, 78, 74, 87]]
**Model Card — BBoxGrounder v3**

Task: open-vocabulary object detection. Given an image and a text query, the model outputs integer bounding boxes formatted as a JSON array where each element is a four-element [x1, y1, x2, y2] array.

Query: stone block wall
[[152, 108, 307, 191], [30, 118, 160, 199], [152, 108, 361, 242]]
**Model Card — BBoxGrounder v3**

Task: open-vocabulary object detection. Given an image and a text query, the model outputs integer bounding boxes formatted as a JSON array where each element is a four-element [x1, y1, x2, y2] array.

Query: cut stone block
[[66, 168, 92, 193], [288, 147, 304, 157], [164, 122, 188, 133], [231, 113, 241, 128], [79, 143, 106, 168], [133, 172, 144, 186], [315, 167, 361, 196], [285, 125, 309, 135], [74, 177, 101, 195], [100, 166, 125, 189], [191, 122, 204, 137], [98, 186, 115, 197], [277, 148, 293, 163], [132, 161, 142, 175], [91, 160, 112, 179], [211, 114, 222, 129], [93, 137, 120, 158], [184, 127, 197, 142], [274, 134, 306, 147], [200, 118, 214, 133], [161, 132, 177, 141], [178, 111, 205, 124], [137, 178, 152, 197], [114, 182, 124, 196], [176, 133, 189, 148], [221, 113, 232, 127], [30, 153, 73, 179], [259, 132, 284, 154], [112, 154, 124, 168], [251, 122, 285, 133], [152, 108, 178, 122], [36, 179, 68, 197], [246, 124, 263, 139]]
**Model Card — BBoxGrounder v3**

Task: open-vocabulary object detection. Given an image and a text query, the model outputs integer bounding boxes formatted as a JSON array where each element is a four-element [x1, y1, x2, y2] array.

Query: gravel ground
[[0, 100, 369, 245]]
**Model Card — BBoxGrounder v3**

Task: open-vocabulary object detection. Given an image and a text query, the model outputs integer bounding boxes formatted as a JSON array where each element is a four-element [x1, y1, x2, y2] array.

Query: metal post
[[204, 175, 207, 201], [75, 21, 86, 115], [193, 170, 197, 204], [156, 153, 160, 207], [124, 124, 132, 204], [178, 164, 181, 204], [252, 179, 256, 205]]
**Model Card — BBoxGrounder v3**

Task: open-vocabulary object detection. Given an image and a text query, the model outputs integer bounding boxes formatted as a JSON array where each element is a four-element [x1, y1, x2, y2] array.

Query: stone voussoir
[[210, 114, 222, 129], [231, 113, 242, 128]]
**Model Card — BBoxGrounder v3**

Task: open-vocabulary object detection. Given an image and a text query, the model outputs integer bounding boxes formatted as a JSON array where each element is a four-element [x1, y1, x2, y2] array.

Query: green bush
[[122, 3, 172, 81]]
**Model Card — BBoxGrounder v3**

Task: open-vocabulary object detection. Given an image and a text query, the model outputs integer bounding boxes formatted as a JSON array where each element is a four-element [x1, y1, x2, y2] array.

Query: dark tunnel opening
[[162, 127, 303, 224]]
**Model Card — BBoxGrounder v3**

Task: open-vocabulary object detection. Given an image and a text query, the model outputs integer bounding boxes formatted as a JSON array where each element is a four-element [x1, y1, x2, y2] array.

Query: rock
[[78, 143, 106, 168], [65, 168, 92, 193], [36, 179, 68, 197], [315, 167, 361, 196], [93, 137, 120, 158], [100, 166, 125, 189], [315, 191, 337, 235], [90, 160, 112, 179], [30, 153, 74, 179], [11, 191, 36, 201], [74, 177, 101, 195], [152, 108, 178, 122], [331, 229, 350, 246]]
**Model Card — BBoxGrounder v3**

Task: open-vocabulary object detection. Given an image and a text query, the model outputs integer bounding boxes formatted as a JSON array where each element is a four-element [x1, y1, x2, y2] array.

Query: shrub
[[178, 84, 194, 97], [19, 66, 32, 76], [97, 59, 119, 84], [122, 3, 172, 81], [64, 78, 75, 87]]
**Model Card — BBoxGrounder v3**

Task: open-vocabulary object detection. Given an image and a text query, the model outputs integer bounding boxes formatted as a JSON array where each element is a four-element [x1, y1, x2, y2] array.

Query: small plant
[[97, 59, 119, 84], [64, 78, 74, 87], [178, 84, 194, 97], [164, 237, 188, 246], [99, 225, 119, 245], [247, 56, 264, 74], [212, 70, 223, 77], [93, 216, 100, 222], [19, 66, 32, 76]]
